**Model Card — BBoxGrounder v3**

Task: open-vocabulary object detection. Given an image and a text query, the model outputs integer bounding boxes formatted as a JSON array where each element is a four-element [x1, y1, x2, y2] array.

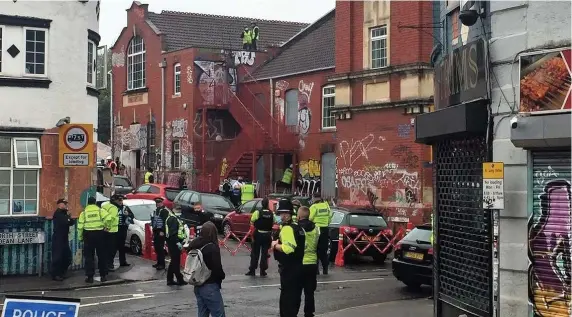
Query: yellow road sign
[[483, 162, 504, 179], [58, 123, 94, 167]]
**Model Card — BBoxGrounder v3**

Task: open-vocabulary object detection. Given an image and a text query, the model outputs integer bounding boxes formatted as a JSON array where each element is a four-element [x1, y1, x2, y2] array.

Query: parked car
[[327, 207, 394, 264], [392, 224, 433, 289], [266, 193, 311, 207], [116, 199, 157, 255], [172, 190, 235, 232], [113, 175, 134, 195], [125, 184, 181, 210], [222, 198, 281, 238]]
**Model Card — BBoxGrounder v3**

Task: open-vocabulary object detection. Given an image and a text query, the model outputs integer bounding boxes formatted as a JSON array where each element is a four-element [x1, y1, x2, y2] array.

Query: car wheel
[[130, 235, 142, 255], [372, 253, 387, 264], [223, 222, 232, 238], [403, 280, 422, 291]]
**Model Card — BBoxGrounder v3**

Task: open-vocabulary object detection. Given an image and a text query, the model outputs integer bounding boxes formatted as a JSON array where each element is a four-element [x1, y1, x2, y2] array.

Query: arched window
[[127, 36, 146, 90]]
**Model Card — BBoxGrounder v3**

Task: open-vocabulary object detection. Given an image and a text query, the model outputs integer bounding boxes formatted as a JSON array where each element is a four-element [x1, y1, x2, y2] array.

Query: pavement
[[0, 239, 433, 316]]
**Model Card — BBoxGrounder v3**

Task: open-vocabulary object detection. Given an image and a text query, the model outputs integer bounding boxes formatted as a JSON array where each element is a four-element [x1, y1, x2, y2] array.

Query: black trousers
[[317, 227, 329, 271], [279, 265, 303, 317], [249, 231, 271, 272], [106, 231, 117, 268], [116, 226, 129, 265], [167, 241, 184, 283], [251, 39, 257, 51], [153, 232, 166, 267], [84, 230, 108, 277], [302, 264, 318, 317], [50, 235, 71, 278]]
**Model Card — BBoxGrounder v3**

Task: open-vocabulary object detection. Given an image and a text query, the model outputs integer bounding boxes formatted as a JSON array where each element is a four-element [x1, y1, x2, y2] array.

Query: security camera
[[55, 117, 71, 127], [510, 116, 518, 129]]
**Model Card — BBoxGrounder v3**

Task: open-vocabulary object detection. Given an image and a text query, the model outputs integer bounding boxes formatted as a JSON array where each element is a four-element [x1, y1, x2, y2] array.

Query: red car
[[125, 184, 182, 210], [222, 198, 280, 237]]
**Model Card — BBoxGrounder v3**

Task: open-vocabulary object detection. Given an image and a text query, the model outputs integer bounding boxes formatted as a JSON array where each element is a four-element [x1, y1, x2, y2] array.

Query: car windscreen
[[126, 204, 155, 221], [402, 227, 432, 243], [165, 188, 182, 201], [347, 214, 388, 228], [201, 195, 234, 210], [114, 177, 131, 187]]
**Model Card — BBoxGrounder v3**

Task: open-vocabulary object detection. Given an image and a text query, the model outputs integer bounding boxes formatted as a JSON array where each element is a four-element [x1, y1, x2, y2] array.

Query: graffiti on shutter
[[529, 152, 571, 317]]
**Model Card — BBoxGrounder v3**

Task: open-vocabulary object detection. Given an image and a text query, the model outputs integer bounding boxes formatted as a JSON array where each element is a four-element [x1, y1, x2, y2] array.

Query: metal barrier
[[334, 226, 405, 267], [218, 226, 254, 256]]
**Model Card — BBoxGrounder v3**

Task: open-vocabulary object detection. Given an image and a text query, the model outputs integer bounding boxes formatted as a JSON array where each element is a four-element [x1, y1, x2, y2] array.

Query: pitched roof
[[248, 9, 335, 81], [146, 10, 308, 52]]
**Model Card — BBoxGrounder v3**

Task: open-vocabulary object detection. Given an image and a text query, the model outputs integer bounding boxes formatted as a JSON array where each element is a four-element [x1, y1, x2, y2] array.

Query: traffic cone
[[334, 229, 345, 267], [189, 226, 196, 240]]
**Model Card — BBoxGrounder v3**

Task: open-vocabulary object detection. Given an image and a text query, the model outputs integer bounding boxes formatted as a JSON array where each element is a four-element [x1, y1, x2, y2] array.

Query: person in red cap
[[50, 198, 75, 281]]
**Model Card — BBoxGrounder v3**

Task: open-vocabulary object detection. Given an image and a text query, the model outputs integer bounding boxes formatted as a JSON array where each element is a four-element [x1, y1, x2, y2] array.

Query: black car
[[113, 175, 134, 195], [173, 190, 235, 232], [327, 207, 394, 264], [392, 224, 433, 289], [267, 193, 311, 207]]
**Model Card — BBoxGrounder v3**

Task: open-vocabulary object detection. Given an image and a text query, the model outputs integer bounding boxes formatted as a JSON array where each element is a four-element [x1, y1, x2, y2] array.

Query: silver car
[[119, 199, 156, 255]]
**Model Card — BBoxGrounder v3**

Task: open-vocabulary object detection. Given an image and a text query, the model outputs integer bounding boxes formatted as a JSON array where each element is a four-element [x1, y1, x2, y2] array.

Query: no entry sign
[[58, 124, 94, 167]]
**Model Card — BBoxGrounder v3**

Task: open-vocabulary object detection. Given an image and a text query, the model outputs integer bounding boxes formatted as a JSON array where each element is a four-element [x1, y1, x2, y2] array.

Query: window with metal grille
[[434, 136, 491, 316], [370, 26, 388, 69]]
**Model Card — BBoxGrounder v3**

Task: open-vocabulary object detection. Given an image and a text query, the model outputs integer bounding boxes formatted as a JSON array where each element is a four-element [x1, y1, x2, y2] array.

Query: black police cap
[[154, 197, 164, 203], [56, 198, 68, 204], [276, 199, 294, 215], [111, 194, 124, 200]]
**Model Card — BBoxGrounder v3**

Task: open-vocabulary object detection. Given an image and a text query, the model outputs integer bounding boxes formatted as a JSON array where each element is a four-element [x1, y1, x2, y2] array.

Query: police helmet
[[276, 199, 294, 215], [154, 197, 165, 203], [111, 194, 124, 201]]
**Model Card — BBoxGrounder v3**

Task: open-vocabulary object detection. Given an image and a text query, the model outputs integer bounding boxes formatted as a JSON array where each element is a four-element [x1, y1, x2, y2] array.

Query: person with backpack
[[166, 209, 188, 286], [271, 199, 306, 317], [187, 221, 226, 317]]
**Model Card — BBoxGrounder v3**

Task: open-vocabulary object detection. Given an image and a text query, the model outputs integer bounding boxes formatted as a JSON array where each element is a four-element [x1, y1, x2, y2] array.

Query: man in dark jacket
[[151, 197, 170, 270], [165, 209, 187, 286], [116, 195, 134, 267], [189, 221, 226, 316], [178, 172, 187, 190], [51, 198, 76, 281]]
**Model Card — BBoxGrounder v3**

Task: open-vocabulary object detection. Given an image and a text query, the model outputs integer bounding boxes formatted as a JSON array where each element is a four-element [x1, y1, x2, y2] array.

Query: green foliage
[[97, 48, 112, 144]]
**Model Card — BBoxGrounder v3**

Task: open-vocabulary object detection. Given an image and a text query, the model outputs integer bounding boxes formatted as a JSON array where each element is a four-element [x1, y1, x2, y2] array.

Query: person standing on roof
[[241, 26, 252, 50], [250, 22, 259, 51], [309, 192, 333, 275]]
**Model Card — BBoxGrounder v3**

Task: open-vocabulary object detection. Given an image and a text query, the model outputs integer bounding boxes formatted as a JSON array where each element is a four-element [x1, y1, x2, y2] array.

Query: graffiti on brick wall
[[194, 60, 233, 105], [339, 134, 385, 168], [112, 46, 125, 67], [529, 166, 571, 316], [390, 145, 419, 169], [193, 112, 224, 139], [165, 119, 193, 170], [298, 159, 320, 196], [186, 65, 194, 84], [297, 80, 314, 149], [274, 80, 289, 123], [233, 51, 255, 66], [172, 118, 188, 138]]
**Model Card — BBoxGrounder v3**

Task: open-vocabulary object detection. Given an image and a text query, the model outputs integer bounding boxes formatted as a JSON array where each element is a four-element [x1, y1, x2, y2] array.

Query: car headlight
[[214, 214, 223, 219]]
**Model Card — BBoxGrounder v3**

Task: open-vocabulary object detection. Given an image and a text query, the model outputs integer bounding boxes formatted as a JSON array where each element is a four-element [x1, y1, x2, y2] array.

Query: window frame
[[23, 27, 48, 77], [87, 39, 96, 86], [321, 85, 336, 129], [370, 25, 388, 69], [126, 36, 146, 90], [172, 140, 181, 169], [0, 137, 41, 217], [13, 138, 42, 169], [0, 25, 4, 74], [174, 63, 181, 95]]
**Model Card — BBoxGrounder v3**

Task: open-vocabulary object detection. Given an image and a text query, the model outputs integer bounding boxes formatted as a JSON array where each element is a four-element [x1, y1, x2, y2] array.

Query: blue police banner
[[1, 295, 80, 317]]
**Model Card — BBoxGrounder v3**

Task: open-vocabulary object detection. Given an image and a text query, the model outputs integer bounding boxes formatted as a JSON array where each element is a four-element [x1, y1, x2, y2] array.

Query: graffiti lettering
[[275, 80, 289, 91], [194, 60, 232, 105], [391, 145, 419, 169], [298, 80, 314, 100], [233, 51, 255, 66], [339, 134, 385, 168], [298, 159, 321, 197], [193, 112, 224, 139], [186, 65, 193, 84], [534, 166, 559, 186], [171, 118, 188, 138]]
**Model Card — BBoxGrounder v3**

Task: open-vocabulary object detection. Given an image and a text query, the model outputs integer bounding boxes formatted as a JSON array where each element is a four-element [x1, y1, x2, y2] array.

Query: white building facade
[[0, 0, 101, 276]]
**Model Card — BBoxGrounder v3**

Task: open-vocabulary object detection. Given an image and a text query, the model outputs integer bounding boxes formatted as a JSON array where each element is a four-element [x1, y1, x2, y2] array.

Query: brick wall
[[389, 1, 434, 65], [335, 1, 364, 74]]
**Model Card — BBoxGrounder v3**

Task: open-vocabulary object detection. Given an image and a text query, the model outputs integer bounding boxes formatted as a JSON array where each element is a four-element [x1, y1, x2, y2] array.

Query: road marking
[[80, 295, 155, 307], [79, 291, 175, 300], [239, 277, 385, 289], [74, 279, 159, 291]]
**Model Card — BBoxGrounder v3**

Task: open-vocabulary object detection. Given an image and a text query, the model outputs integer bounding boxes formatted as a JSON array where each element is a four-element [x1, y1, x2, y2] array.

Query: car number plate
[[361, 235, 380, 242], [404, 251, 424, 260]]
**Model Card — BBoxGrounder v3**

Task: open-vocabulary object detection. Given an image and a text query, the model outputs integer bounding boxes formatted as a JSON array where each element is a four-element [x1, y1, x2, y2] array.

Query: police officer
[[241, 178, 256, 205], [279, 164, 293, 192], [271, 199, 305, 317], [116, 195, 134, 267], [246, 197, 274, 277], [78, 196, 109, 283], [231, 176, 243, 207], [165, 208, 188, 286], [297, 206, 319, 317], [151, 197, 170, 270], [309, 192, 332, 275], [250, 22, 259, 50], [241, 25, 252, 50], [144, 167, 154, 184], [102, 194, 121, 271]]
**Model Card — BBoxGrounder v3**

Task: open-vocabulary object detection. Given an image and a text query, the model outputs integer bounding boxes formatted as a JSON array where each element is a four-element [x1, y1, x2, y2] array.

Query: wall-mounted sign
[[483, 162, 504, 209], [434, 38, 488, 110], [0, 231, 45, 245], [59, 124, 94, 167], [519, 49, 571, 113], [123, 92, 148, 107]]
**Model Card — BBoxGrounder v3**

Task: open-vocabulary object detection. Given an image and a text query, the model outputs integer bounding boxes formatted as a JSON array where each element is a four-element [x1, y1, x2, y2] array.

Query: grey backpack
[[183, 243, 212, 286]]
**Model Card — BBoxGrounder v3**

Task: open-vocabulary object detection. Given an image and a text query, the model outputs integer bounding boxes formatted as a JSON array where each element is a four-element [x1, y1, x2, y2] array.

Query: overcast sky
[[100, 0, 336, 46]]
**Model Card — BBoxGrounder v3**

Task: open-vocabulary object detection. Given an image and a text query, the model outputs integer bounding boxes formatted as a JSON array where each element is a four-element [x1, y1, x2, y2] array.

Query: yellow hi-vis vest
[[78, 204, 105, 240], [102, 202, 119, 233], [303, 225, 319, 265], [281, 168, 293, 184], [242, 30, 252, 44], [241, 183, 255, 204], [166, 211, 186, 240], [252, 26, 260, 40], [309, 201, 332, 228], [144, 172, 152, 184]]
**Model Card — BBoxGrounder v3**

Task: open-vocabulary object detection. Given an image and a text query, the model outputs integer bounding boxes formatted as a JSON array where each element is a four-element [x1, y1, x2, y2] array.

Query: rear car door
[[147, 185, 160, 199], [173, 191, 191, 215], [236, 200, 257, 234]]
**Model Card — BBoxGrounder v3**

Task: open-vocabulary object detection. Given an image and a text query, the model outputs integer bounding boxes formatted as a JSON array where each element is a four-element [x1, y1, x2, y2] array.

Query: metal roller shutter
[[529, 151, 571, 317], [434, 136, 491, 317]]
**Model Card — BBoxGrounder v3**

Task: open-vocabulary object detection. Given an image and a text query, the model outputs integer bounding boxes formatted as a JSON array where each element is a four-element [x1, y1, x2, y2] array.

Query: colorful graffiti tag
[[298, 159, 321, 196]]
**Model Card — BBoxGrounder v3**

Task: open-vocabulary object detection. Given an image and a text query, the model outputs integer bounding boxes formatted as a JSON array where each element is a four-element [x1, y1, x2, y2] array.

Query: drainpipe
[[108, 70, 114, 159], [269, 78, 274, 188], [159, 58, 167, 169]]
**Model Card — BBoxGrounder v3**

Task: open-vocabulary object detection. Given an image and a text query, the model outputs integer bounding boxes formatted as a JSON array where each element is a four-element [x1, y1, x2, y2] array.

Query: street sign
[[0, 231, 45, 245], [1, 295, 80, 317], [483, 162, 505, 209], [58, 124, 94, 168]]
